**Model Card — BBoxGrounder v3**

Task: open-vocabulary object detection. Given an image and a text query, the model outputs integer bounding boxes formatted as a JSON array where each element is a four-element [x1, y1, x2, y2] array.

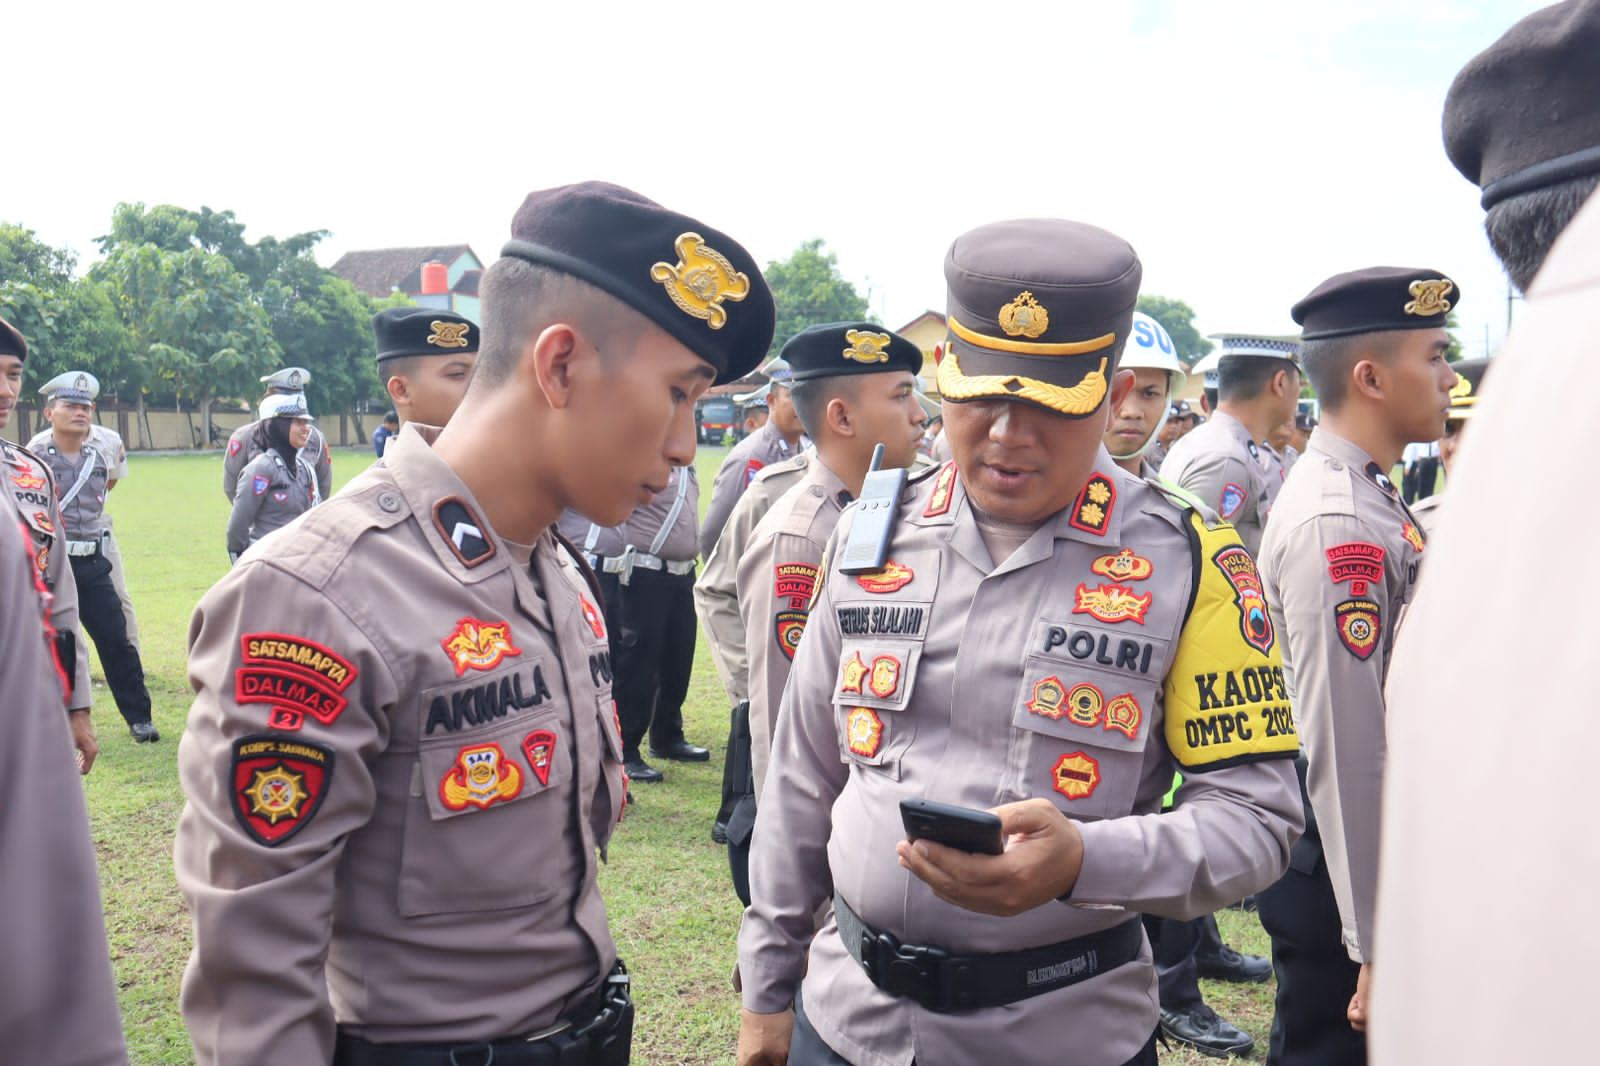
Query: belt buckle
[[863, 931, 949, 1010]]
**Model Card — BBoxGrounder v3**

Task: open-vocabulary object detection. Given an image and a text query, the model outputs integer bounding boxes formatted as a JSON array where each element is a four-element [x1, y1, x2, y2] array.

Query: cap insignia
[[428, 321, 472, 349], [1404, 279, 1453, 317], [74, 373, 89, 389], [287, 370, 303, 388], [842, 329, 891, 364], [999, 291, 1050, 339], [650, 232, 751, 330]]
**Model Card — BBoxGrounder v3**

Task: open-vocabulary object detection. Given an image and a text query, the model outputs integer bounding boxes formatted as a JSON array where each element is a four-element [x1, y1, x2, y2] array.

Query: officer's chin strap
[[1107, 396, 1173, 462]]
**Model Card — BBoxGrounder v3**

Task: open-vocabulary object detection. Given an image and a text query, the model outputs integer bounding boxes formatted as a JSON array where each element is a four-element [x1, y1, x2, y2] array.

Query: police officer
[[34, 370, 159, 742], [373, 308, 480, 428], [227, 394, 321, 562], [559, 463, 708, 784], [700, 358, 805, 557], [0, 317, 96, 769], [738, 220, 1302, 1066], [32, 376, 143, 652], [0, 510, 128, 1065], [738, 322, 925, 803], [1256, 267, 1460, 1061], [1409, 358, 1487, 536], [174, 181, 775, 1066], [1105, 311, 1186, 479], [223, 366, 333, 502], [1160, 335, 1302, 555]]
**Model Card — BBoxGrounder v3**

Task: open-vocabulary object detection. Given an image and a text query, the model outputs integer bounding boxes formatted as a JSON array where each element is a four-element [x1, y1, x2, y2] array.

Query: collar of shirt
[[387, 422, 519, 587], [803, 453, 854, 508]]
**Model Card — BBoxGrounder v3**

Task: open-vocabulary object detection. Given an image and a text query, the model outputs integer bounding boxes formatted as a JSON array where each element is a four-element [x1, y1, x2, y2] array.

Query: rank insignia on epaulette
[[231, 735, 335, 847], [924, 462, 957, 517], [1069, 473, 1116, 535], [433, 496, 495, 568]]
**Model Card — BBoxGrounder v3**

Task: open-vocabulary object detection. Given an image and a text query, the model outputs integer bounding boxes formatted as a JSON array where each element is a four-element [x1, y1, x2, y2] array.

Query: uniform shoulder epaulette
[[1143, 474, 1223, 528], [3, 440, 55, 486], [907, 460, 946, 485], [750, 451, 807, 485]]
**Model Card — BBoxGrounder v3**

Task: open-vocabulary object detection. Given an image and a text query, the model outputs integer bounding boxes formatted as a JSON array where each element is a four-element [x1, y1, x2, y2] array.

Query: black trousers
[[70, 553, 152, 725], [1142, 911, 1224, 1011], [1257, 848, 1366, 1066], [597, 567, 697, 755]]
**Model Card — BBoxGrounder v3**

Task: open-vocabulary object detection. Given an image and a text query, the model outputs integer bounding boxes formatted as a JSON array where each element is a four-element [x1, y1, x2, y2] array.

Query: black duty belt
[[835, 893, 1143, 1013], [333, 961, 633, 1066]]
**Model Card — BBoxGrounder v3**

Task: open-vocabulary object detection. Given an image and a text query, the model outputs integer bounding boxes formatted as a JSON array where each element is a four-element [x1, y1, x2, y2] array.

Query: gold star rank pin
[[842, 329, 891, 364], [428, 321, 472, 349], [650, 232, 751, 330], [998, 291, 1050, 338], [1403, 278, 1454, 317]]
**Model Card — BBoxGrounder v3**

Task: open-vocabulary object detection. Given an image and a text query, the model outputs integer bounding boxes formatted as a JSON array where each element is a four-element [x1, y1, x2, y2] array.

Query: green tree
[[1135, 294, 1213, 361], [0, 224, 132, 393], [1444, 310, 1463, 361], [763, 240, 872, 361]]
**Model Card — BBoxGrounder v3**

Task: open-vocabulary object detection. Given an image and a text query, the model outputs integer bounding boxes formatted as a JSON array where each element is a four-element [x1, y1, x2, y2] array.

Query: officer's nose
[[665, 403, 697, 467], [986, 402, 1032, 448]]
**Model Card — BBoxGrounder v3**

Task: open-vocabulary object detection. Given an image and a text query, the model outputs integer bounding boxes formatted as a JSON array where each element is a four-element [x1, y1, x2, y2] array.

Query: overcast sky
[[8, 0, 1547, 359]]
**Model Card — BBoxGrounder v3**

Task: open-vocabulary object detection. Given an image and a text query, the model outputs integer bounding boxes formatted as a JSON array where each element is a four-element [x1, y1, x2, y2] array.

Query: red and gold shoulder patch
[[1335, 598, 1381, 660], [10, 472, 45, 491], [441, 617, 522, 677], [1090, 548, 1153, 582], [231, 735, 335, 847], [440, 742, 524, 811], [923, 462, 957, 517], [236, 633, 359, 731], [1051, 751, 1101, 800], [580, 595, 606, 640], [1326, 541, 1385, 596], [522, 728, 556, 787], [846, 706, 884, 758], [1072, 583, 1152, 625], [775, 562, 819, 610], [856, 561, 914, 594], [742, 458, 765, 488], [1069, 473, 1116, 535], [775, 610, 808, 661], [1027, 676, 1067, 719], [1210, 546, 1275, 656], [1401, 522, 1425, 553]]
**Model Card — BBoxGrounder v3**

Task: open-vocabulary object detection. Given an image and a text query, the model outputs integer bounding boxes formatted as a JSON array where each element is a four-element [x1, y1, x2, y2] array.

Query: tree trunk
[[349, 409, 367, 445], [137, 392, 153, 451], [200, 393, 215, 449]]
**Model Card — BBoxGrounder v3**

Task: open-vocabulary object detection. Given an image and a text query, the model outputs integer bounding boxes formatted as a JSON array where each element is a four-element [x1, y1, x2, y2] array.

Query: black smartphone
[[900, 797, 1004, 856]]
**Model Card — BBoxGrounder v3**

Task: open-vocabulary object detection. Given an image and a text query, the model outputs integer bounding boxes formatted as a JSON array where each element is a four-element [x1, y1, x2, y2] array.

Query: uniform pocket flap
[[417, 711, 568, 823]]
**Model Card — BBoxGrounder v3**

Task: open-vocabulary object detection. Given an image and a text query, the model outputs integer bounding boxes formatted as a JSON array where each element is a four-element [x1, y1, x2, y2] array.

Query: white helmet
[[1108, 312, 1186, 461]]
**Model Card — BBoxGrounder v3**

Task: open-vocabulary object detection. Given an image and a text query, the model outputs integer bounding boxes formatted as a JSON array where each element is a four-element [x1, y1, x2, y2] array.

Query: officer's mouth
[[979, 461, 1037, 491]]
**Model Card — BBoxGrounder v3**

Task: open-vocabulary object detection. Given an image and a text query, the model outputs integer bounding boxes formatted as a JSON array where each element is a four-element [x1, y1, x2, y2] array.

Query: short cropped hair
[[790, 376, 859, 440], [1217, 356, 1295, 404], [1300, 331, 1403, 412], [473, 258, 652, 389], [1484, 173, 1600, 293]]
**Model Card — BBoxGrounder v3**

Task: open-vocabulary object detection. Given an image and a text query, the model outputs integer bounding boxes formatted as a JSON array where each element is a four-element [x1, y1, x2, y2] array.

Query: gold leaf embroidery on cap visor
[[999, 291, 1050, 338], [936, 347, 1108, 416], [1448, 373, 1474, 402], [650, 232, 751, 330], [842, 329, 891, 364], [427, 321, 472, 348], [1404, 279, 1453, 317]]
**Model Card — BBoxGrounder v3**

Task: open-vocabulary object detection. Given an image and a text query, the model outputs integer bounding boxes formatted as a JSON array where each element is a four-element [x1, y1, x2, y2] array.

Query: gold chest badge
[[428, 321, 472, 349], [998, 291, 1050, 338], [842, 329, 891, 364], [1404, 278, 1454, 317], [650, 232, 751, 330]]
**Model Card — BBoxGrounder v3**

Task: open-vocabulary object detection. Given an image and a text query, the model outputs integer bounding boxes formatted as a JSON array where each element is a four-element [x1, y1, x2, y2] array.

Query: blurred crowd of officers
[[3, 3, 1598, 1064]]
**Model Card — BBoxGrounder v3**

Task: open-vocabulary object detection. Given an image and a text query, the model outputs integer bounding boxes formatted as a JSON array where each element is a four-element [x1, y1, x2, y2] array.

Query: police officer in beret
[[175, 180, 775, 1066], [1376, 11, 1600, 1054], [1255, 267, 1460, 1061], [701, 357, 806, 557], [1160, 334, 1302, 555], [739, 321, 925, 801], [222, 365, 333, 502], [373, 308, 480, 429], [739, 220, 1302, 1066], [31, 369, 159, 743], [0, 317, 97, 769], [0, 511, 128, 1065], [1409, 357, 1488, 537], [227, 393, 321, 562]]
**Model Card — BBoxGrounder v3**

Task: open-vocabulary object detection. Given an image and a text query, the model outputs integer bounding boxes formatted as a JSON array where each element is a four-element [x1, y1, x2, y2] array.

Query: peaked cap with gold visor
[[937, 218, 1142, 418], [1446, 357, 1489, 422]]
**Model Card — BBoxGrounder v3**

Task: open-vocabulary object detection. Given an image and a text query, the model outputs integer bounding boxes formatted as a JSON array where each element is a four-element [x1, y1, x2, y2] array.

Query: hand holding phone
[[900, 797, 1004, 856]]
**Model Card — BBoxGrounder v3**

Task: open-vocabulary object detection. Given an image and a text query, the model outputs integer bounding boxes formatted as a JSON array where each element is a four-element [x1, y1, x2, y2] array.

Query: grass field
[[89, 443, 1275, 1065]]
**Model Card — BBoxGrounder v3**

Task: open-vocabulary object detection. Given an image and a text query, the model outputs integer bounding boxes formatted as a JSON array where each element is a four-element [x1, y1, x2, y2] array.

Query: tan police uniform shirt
[[736, 456, 852, 798], [28, 432, 118, 539], [1408, 490, 1443, 537], [224, 419, 332, 502], [694, 452, 810, 704], [1159, 409, 1276, 554], [1371, 192, 1600, 1066], [0, 513, 128, 1066], [2, 439, 92, 708], [556, 510, 627, 560], [699, 420, 798, 558], [176, 424, 627, 1065], [1257, 426, 1425, 964], [226, 450, 319, 557], [623, 464, 699, 563], [740, 455, 1303, 1066]]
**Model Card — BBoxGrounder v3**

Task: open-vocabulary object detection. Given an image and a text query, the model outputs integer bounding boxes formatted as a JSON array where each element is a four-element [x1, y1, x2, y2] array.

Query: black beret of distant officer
[[937, 219, 1141, 418], [0, 316, 28, 361], [373, 308, 479, 363], [780, 322, 924, 382], [1446, 357, 1491, 421], [500, 181, 776, 384], [1444, 0, 1600, 206], [1292, 267, 1461, 340]]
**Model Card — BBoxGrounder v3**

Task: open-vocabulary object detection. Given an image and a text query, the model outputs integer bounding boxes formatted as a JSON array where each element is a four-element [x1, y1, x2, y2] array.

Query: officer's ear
[[528, 323, 586, 411], [1350, 358, 1386, 403], [384, 374, 411, 409]]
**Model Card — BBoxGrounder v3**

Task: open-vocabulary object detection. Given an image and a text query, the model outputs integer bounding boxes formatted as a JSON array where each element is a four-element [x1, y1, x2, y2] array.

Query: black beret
[[373, 308, 479, 363], [1447, 357, 1491, 420], [1444, 0, 1600, 208], [501, 181, 775, 384], [0, 315, 27, 362], [939, 219, 1141, 418], [1292, 267, 1460, 341], [781, 322, 924, 382]]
